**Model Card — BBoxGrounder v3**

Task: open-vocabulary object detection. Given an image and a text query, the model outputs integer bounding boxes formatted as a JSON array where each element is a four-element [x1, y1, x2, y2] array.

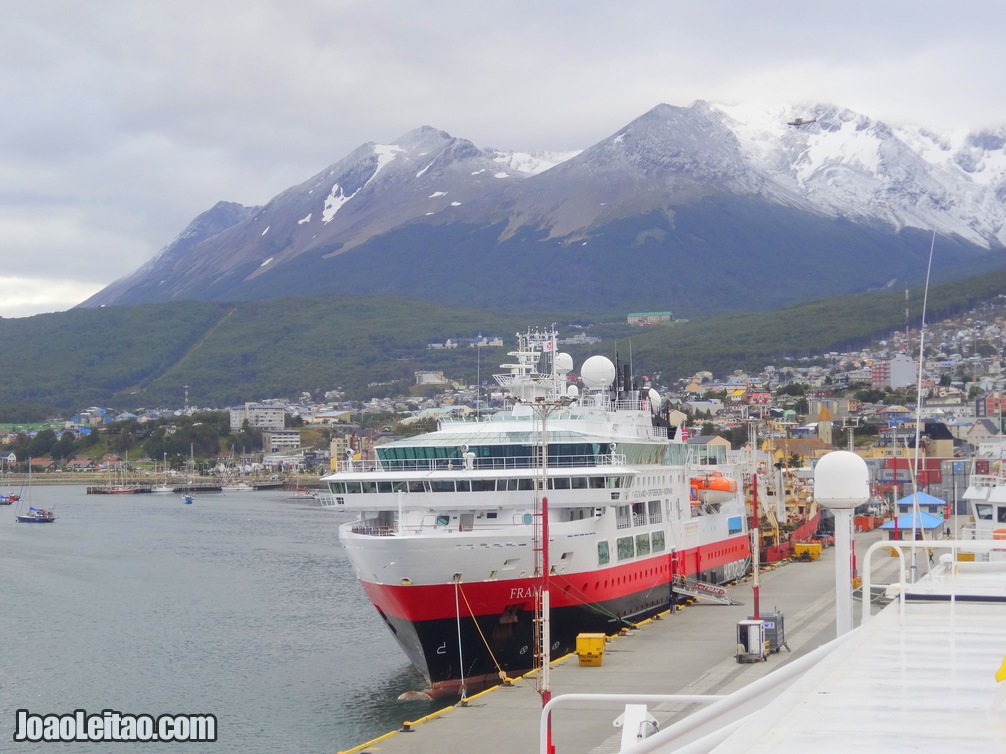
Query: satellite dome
[[566, 384, 580, 400], [580, 355, 616, 391], [555, 352, 573, 375], [648, 388, 661, 411]]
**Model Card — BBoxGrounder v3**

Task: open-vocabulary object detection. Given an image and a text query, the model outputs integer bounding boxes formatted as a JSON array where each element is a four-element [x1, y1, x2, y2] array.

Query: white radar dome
[[814, 451, 869, 510], [580, 355, 616, 391], [555, 352, 573, 375], [648, 388, 661, 411], [566, 384, 580, 400]]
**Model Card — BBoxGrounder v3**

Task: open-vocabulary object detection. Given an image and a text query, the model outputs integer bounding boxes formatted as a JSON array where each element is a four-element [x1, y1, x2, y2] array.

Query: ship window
[[570, 477, 587, 489], [408, 481, 425, 493], [597, 541, 610, 565], [518, 478, 534, 491], [606, 477, 622, 488], [551, 477, 570, 490], [393, 481, 408, 493], [487, 511, 497, 519], [651, 531, 665, 552], [378, 481, 393, 493], [999, 507, 1006, 523], [346, 482, 362, 493], [635, 533, 651, 556], [976, 504, 993, 520], [330, 482, 347, 494], [589, 477, 605, 489], [504, 478, 518, 491], [471, 479, 494, 492], [523, 514, 533, 525], [431, 480, 454, 492], [436, 515, 450, 526], [456, 480, 471, 492], [616, 536, 634, 561]]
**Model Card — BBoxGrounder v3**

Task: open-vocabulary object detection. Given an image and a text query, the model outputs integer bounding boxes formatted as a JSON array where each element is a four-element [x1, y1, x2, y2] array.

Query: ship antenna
[[909, 229, 937, 582]]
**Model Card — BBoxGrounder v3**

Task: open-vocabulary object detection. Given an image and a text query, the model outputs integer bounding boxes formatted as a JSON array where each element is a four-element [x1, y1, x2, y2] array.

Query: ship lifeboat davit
[[690, 472, 738, 505]]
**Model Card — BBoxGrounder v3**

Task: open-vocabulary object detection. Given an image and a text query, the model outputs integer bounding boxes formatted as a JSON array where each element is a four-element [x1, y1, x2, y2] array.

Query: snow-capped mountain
[[80, 102, 1006, 316]]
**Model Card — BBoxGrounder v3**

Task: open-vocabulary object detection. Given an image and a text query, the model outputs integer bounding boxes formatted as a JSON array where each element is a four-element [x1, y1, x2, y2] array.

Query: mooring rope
[[456, 583, 507, 678]]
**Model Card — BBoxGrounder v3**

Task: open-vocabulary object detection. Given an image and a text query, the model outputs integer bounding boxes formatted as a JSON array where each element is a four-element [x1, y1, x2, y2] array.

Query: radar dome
[[580, 355, 616, 391], [566, 384, 580, 400], [555, 352, 573, 375], [648, 388, 661, 412]]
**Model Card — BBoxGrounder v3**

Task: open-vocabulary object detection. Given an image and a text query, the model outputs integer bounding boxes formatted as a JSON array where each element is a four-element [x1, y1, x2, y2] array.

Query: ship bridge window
[[606, 477, 622, 488], [616, 536, 634, 561], [330, 482, 347, 494], [471, 479, 495, 492], [361, 481, 377, 493], [431, 480, 454, 492], [408, 481, 426, 493], [456, 480, 470, 492], [597, 541, 610, 566], [346, 482, 362, 494], [570, 477, 587, 490], [976, 504, 993, 520], [550, 477, 570, 490], [589, 477, 605, 489], [651, 531, 665, 552], [999, 506, 1006, 523], [635, 533, 651, 556], [518, 478, 534, 491], [393, 481, 408, 493], [378, 481, 393, 493]]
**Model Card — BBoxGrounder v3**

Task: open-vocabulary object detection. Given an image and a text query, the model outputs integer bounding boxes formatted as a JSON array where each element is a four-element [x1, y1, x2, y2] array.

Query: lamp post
[[531, 395, 571, 754], [531, 396, 572, 707], [814, 450, 870, 636]]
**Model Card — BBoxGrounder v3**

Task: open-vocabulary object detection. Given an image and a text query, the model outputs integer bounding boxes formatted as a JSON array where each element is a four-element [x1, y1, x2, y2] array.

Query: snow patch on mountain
[[711, 101, 1006, 247]]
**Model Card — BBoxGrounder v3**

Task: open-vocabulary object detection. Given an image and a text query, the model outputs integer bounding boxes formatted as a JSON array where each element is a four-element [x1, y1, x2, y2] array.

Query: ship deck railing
[[336, 452, 627, 474]]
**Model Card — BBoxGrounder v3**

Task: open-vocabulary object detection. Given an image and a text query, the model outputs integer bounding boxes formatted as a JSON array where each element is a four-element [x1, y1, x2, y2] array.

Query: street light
[[530, 395, 574, 709]]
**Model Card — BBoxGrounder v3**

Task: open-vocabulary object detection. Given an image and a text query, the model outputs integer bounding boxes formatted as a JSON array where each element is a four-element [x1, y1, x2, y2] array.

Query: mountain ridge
[[81, 101, 1006, 315]]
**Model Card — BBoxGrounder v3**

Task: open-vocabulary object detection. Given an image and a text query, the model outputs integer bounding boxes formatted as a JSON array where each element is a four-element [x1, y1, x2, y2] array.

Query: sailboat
[[0, 451, 20, 504], [15, 460, 56, 523], [151, 452, 174, 493]]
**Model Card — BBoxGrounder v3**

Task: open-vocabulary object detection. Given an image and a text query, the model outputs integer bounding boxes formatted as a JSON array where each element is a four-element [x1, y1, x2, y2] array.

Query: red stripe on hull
[[361, 534, 749, 622]]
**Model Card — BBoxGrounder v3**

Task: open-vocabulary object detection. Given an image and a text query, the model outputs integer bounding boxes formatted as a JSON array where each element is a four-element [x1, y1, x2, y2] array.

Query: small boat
[[182, 494, 194, 505], [690, 471, 739, 505], [289, 487, 316, 500], [0, 493, 18, 505], [151, 484, 175, 494], [222, 481, 254, 492], [17, 506, 56, 523], [15, 460, 55, 522]]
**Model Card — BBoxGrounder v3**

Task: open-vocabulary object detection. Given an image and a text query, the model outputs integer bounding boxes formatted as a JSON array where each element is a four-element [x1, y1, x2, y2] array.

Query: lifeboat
[[690, 472, 738, 505]]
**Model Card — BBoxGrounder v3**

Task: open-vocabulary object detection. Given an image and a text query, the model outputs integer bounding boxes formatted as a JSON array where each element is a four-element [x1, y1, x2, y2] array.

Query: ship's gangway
[[671, 575, 739, 606]]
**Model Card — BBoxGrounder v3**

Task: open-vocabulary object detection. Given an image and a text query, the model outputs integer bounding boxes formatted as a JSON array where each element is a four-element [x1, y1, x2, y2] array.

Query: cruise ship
[[321, 329, 751, 694]]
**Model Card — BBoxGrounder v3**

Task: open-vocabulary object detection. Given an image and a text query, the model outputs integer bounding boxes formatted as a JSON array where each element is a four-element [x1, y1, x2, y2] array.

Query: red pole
[[751, 472, 760, 620]]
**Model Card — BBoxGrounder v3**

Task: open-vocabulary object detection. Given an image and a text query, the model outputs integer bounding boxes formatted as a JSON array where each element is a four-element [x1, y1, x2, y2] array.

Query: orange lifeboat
[[689, 472, 738, 505]]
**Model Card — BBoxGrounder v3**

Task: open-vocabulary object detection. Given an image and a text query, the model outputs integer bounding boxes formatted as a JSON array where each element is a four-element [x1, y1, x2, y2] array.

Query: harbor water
[[0, 486, 440, 752]]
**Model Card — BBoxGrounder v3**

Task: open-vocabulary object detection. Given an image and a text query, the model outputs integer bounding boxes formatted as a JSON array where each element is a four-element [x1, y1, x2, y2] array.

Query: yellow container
[[576, 633, 607, 667], [792, 542, 822, 561], [956, 551, 976, 562]]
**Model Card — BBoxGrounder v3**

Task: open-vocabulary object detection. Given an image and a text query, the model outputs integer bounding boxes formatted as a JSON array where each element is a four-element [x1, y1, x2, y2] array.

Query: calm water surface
[[0, 487, 440, 752]]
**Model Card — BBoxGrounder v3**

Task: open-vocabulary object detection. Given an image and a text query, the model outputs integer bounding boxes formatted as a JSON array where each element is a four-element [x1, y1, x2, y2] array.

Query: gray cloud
[[2, 0, 1004, 317]]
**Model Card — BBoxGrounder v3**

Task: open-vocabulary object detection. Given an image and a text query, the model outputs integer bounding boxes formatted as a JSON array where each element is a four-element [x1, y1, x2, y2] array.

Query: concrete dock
[[341, 524, 932, 753]]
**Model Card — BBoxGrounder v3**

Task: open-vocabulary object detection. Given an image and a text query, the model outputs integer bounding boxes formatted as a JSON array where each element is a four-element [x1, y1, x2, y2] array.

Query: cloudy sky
[[3, 1, 1004, 318]]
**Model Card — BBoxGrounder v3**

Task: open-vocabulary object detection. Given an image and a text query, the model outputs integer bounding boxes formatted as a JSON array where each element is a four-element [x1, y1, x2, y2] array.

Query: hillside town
[[5, 297, 1006, 512]]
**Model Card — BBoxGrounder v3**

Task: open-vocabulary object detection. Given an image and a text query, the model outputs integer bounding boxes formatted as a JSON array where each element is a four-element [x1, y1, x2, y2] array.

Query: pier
[[340, 523, 909, 753]]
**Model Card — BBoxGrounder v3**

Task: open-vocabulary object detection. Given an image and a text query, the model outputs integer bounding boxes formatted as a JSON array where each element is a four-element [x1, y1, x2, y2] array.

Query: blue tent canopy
[[879, 511, 945, 530], [895, 491, 946, 509]]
